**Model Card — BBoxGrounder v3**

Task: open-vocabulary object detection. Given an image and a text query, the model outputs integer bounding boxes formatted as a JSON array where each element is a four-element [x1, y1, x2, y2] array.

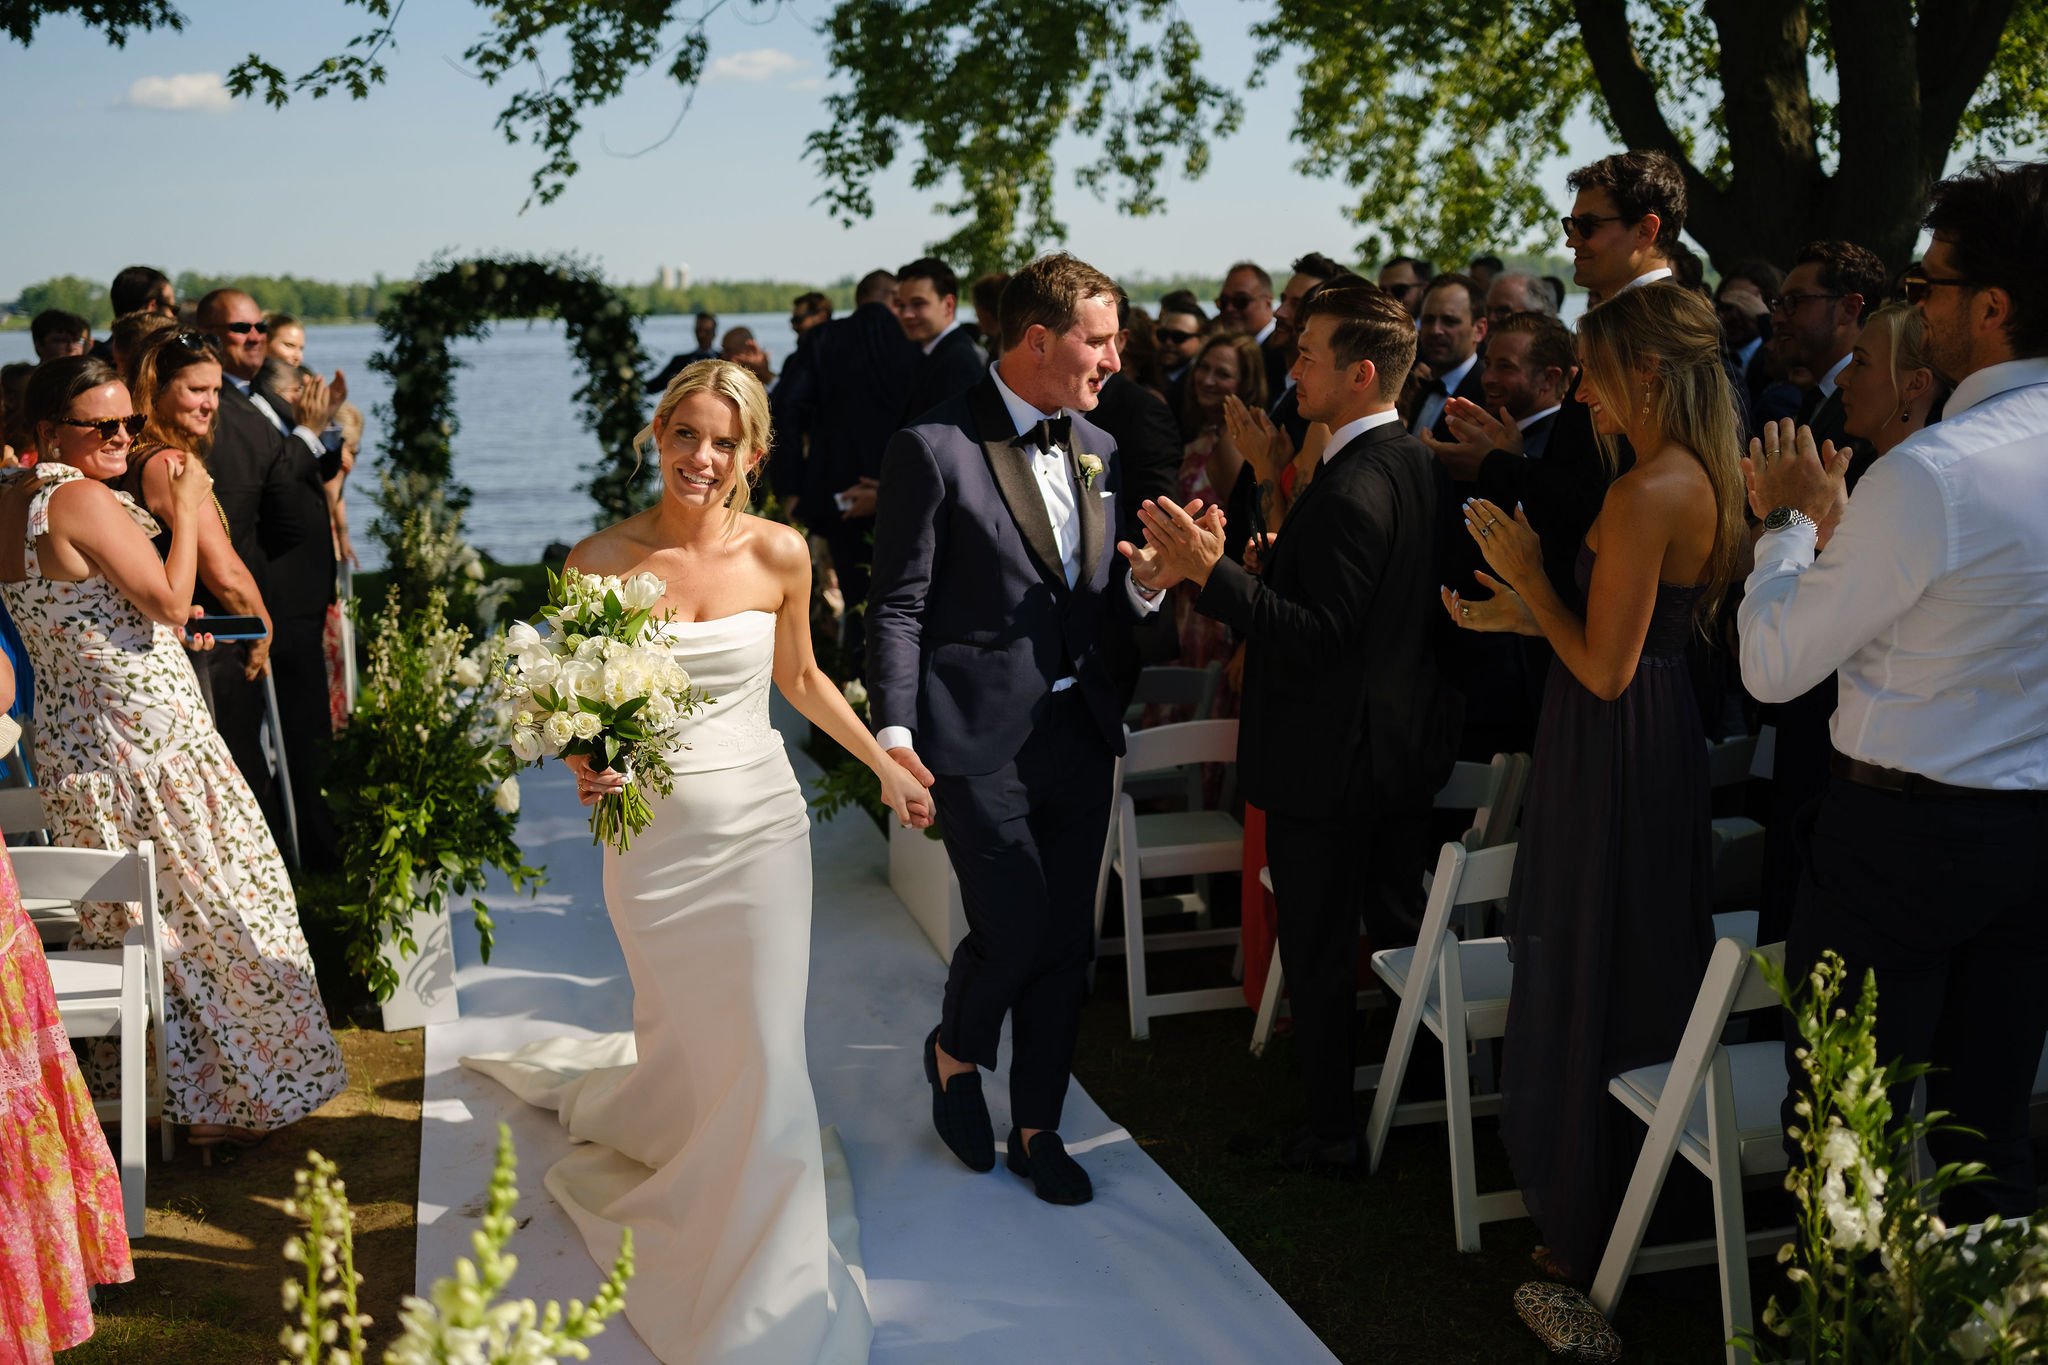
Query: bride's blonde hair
[[635, 359, 773, 533]]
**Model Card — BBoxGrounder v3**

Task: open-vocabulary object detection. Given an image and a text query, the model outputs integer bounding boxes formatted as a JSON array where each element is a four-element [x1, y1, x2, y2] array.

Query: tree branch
[[1572, 1, 1726, 244], [1827, 0, 1921, 260]]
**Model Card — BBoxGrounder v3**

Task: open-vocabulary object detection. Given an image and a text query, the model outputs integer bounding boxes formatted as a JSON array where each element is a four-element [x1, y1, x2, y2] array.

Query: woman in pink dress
[[0, 648, 134, 1362]]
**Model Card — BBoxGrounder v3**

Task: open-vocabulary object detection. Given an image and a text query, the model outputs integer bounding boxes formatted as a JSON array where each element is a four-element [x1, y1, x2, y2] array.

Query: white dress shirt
[[1413, 351, 1477, 437], [875, 364, 1161, 753], [1816, 351, 1851, 399], [226, 373, 325, 461], [921, 319, 962, 356], [1517, 403, 1563, 432], [1621, 267, 1674, 291], [1253, 317, 1277, 346], [1324, 408, 1404, 463], [1738, 356, 2048, 789]]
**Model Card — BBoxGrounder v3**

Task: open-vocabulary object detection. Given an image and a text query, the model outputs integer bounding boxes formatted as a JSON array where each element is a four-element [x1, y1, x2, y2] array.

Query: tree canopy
[[15, 0, 2048, 273]]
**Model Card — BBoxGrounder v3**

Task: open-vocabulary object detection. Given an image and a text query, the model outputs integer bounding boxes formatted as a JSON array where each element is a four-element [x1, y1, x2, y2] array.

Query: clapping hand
[[1122, 496, 1222, 592], [1223, 395, 1291, 484], [1743, 418, 1850, 547], [1442, 571, 1537, 634], [1460, 497, 1543, 592], [1421, 397, 1520, 481]]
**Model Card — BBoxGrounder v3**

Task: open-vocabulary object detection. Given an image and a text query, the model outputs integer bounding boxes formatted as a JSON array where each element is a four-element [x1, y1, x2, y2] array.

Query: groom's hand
[[1120, 495, 1214, 593], [887, 746, 935, 789], [1135, 496, 1228, 589]]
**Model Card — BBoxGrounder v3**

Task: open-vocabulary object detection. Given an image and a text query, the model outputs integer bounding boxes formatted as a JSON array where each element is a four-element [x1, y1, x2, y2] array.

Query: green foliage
[[326, 588, 541, 1004], [371, 254, 651, 523], [1752, 948, 2048, 1363], [366, 471, 518, 628], [0, 0, 181, 46], [171, 271, 404, 323], [809, 0, 1242, 272], [14, 275, 110, 325]]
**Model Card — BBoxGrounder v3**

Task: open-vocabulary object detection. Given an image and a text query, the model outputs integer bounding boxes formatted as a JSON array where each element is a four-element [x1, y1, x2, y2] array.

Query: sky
[[0, 0, 1618, 297]]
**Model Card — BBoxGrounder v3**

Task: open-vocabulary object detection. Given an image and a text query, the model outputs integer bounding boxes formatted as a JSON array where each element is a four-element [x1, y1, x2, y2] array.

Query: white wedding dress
[[464, 611, 872, 1365]]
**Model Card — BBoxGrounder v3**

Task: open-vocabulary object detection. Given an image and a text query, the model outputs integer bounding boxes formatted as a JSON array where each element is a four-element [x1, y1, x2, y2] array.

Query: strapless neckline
[[658, 609, 775, 630]]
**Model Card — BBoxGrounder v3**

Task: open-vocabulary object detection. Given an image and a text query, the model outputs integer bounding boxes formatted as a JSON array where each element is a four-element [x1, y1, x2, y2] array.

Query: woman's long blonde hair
[[635, 359, 772, 534], [1576, 284, 1747, 628]]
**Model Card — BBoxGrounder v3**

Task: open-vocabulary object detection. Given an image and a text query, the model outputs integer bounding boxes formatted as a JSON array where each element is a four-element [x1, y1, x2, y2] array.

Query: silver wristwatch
[[1762, 506, 1817, 535]]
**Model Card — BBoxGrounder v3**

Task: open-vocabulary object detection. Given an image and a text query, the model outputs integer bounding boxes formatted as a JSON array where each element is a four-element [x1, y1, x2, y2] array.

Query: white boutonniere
[[1076, 452, 1104, 490]]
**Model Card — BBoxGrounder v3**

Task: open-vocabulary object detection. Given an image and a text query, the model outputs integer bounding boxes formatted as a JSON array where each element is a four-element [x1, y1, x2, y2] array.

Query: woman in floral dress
[[0, 356, 344, 1149], [0, 648, 133, 1363]]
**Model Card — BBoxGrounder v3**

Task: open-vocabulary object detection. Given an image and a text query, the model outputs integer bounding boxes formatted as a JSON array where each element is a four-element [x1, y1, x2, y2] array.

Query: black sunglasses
[[1900, 273, 1981, 305], [174, 330, 220, 352], [1154, 328, 1199, 346], [219, 320, 269, 335], [1769, 290, 1843, 314], [59, 414, 147, 441], [1560, 212, 1634, 239]]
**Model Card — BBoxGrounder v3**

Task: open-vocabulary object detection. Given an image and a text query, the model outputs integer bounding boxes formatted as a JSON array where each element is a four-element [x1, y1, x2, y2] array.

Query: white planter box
[[889, 822, 966, 963], [377, 901, 461, 1031]]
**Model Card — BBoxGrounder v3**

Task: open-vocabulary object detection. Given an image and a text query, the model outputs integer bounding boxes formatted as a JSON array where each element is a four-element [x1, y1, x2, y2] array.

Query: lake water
[[0, 312, 797, 569]]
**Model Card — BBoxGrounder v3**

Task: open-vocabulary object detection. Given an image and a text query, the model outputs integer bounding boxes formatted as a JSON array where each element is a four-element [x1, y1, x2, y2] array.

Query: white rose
[[574, 636, 609, 662], [602, 658, 647, 706], [451, 656, 484, 688], [509, 728, 542, 762], [571, 711, 603, 740], [621, 572, 664, 611], [521, 654, 560, 689], [558, 660, 602, 699], [491, 775, 521, 814], [542, 712, 576, 748]]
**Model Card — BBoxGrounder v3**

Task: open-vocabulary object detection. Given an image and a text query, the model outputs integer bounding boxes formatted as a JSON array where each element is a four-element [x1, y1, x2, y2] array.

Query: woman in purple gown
[[1444, 283, 1748, 1281]]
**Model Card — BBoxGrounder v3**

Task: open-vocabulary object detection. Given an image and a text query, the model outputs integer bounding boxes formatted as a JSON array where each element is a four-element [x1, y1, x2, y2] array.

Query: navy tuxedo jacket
[[867, 375, 1138, 776]]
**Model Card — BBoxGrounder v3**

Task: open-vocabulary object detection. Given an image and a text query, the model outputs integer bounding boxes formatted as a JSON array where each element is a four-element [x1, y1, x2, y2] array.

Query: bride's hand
[[563, 750, 626, 808], [877, 758, 935, 831]]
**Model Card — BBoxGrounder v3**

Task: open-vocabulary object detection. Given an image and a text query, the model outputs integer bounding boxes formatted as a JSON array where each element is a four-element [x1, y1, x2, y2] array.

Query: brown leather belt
[[1831, 752, 2043, 804]]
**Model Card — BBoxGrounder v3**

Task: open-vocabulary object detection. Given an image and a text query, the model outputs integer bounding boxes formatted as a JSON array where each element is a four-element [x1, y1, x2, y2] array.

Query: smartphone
[[192, 615, 268, 641]]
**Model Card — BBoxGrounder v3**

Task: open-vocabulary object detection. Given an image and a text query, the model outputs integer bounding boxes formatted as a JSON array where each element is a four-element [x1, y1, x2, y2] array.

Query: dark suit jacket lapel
[[969, 378, 1065, 590]]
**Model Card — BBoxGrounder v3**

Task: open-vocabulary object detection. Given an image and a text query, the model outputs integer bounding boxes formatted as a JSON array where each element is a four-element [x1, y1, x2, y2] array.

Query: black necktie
[[1011, 416, 1071, 454]]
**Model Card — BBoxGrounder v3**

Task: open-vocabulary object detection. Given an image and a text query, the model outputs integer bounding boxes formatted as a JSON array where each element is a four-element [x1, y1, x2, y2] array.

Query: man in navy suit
[[868, 254, 1182, 1205], [894, 256, 989, 422]]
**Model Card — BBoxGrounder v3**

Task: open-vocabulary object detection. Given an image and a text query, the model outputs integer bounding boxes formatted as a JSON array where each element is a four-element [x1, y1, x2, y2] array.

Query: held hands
[[1122, 496, 1223, 592], [1743, 418, 1849, 547], [563, 751, 627, 808], [1442, 571, 1537, 634], [1460, 497, 1543, 592], [884, 746, 936, 831]]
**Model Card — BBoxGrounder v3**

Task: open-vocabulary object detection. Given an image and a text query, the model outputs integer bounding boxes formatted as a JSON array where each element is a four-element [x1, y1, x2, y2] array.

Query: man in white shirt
[[1741, 160, 2048, 1224]]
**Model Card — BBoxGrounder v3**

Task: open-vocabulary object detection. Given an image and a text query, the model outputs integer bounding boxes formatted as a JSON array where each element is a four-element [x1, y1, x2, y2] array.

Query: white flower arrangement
[[499, 567, 712, 851], [280, 1127, 632, 1365]]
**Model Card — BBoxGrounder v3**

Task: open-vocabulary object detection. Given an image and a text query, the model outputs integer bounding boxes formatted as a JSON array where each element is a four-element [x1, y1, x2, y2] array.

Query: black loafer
[[1006, 1128, 1094, 1205], [924, 1027, 994, 1172]]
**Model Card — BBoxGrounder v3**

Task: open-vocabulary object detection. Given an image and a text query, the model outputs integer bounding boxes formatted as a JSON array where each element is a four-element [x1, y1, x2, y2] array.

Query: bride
[[465, 359, 930, 1364]]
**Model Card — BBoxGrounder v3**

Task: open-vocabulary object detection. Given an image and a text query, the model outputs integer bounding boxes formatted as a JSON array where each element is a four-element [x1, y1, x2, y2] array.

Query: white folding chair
[[23, 839, 169, 1237], [1094, 719, 1245, 1039], [1249, 752, 1531, 1058], [1362, 840, 1525, 1250], [1590, 937, 1791, 1365], [1121, 664, 1225, 809], [1706, 735, 1766, 906], [0, 787, 75, 947]]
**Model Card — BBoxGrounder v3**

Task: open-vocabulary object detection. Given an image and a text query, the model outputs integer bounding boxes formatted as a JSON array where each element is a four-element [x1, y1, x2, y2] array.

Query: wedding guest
[[1, 355, 345, 1149], [1144, 282, 1455, 1171], [266, 312, 306, 368], [1173, 333, 1265, 681], [1118, 307, 1170, 401], [1269, 253, 1344, 439], [1565, 149, 1686, 299], [1468, 255, 1504, 289], [1377, 255, 1435, 318], [645, 311, 721, 392], [1541, 275, 1569, 312], [1768, 240, 1889, 446], [1713, 262, 1785, 428], [896, 256, 987, 420], [0, 644, 134, 1361], [119, 330, 276, 698], [31, 310, 90, 363], [720, 327, 775, 386], [1412, 273, 1490, 438], [1479, 313, 1573, 458], [1447, 281, 1742, 1283], [1753, 302, 1947, 951], [790, 290, 832, 337], [109, 310, 176, 381], [197, 287, 345, 871], [1743, 163, 2048, 1230], [1093, 291, 1187, 702], [256, 355, 305, 427], [969, 271, 1008, 355], [775, 269, 918, 675], [90, 266, 177, 365], [1486, 271, 1558, 326], [322, 401, 363, 728], [1216, 261, 1290, 394], [1155, 291, 1208, 383], [1667, 240, 1708, 295]]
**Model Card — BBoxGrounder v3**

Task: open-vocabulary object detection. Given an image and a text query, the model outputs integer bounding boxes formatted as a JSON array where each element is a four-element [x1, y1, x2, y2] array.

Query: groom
[[868, 254, 1177, 1205]]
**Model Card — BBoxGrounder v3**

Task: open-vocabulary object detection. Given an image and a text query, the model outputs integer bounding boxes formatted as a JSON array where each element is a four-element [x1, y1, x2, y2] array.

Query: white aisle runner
[[415, 710, 1336, 1364]]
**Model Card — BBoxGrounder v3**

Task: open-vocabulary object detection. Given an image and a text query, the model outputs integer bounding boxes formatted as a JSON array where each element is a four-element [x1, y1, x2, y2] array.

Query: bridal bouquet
[[501, 567, 711, 852]]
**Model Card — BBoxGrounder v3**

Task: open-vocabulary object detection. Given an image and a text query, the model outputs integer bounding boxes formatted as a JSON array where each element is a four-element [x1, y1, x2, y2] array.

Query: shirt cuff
[[293, 426, 325, 458], [1126, 575, 1166, 616], [875, 725, 914, 753], [1752, 520, 1819, 573]]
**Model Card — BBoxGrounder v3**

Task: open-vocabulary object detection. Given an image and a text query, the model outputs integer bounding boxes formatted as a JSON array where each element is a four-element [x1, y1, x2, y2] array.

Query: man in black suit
[[644, 312, 720, 392], [1713, 261, 1785, 432], [1215, 261, 1292, 397], [90, 265, 177, 364], [1412, 273, 1489, 439], [197, 288, 345, 870], [870, 254, 1177, 1205], [1140, 283, 1458, 1168], [1092, 289, 1186, 700], [894, 256, 988, 421]]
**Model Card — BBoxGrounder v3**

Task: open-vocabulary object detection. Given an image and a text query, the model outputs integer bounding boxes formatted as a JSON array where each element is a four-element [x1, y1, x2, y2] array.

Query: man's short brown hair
[[1298, 284, 1416, 400], [1567, 149, 1688, 252], [999, 253, 1120, 352], [1491, 311, 1576, 381]]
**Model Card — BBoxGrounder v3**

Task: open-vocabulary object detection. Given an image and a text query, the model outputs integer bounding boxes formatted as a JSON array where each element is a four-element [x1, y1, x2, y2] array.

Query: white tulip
[[621, 571, 665, 611], [509, 728, 542, 762], [491, 776, 521, 814]]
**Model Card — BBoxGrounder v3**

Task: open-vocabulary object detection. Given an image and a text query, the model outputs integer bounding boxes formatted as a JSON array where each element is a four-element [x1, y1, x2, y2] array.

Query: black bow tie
[[1011, 416, 1071, 454]]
